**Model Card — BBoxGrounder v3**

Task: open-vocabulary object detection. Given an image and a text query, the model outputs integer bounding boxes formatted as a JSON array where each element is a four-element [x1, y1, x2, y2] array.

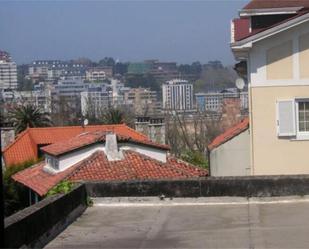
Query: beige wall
[[250, 85, 309, 175], [266, 40, 293, 80], [210, 130, 250, 176], [299, 32, 309, 79]]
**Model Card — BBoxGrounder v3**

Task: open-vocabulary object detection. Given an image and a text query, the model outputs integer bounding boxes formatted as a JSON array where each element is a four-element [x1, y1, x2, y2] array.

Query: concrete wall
[[85, 175, 309, 198], [247, 20, 309, 175], [250, 86, 309, 175], [210, 129, 250, 176], [4, 184, 87, 249]]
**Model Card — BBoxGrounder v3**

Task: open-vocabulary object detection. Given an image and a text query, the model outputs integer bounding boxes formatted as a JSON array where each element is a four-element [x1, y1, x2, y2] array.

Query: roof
[[208, 118, 249, 151], [41, 131, 169, 157], [243, 0, 309, 10], [12, 150, 208, 196], [231, 11, 309, 46], [3, 124, 149, 167]]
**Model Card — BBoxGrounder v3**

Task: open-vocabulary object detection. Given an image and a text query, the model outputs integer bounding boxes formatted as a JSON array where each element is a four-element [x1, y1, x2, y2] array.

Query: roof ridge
[[27, 124, 126, 130]]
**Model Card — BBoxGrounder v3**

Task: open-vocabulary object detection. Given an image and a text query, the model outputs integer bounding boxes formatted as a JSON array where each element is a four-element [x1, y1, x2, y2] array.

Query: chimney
[[220, 97, 242, 131], [105, 133, 124, 161]]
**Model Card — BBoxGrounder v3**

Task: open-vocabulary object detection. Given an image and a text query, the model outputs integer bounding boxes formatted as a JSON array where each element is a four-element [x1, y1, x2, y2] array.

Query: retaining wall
[[4, 184, 87, 248]]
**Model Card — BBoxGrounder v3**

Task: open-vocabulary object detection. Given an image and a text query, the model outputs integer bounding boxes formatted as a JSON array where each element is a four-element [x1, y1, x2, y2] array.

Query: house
[[231, 0, 309, 175], [12, 131, 208, 202], [208, 118, 250, 176], [3, 124, 148, 167]]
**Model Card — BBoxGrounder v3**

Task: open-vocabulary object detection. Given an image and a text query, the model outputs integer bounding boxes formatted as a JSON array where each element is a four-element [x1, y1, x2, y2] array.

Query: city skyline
[[0, 0, 246, 65]]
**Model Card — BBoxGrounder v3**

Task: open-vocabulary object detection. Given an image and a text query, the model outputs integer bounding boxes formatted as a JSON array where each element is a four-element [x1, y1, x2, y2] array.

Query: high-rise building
[[0, 51, 17, 90], [162, 79, 193, 111]]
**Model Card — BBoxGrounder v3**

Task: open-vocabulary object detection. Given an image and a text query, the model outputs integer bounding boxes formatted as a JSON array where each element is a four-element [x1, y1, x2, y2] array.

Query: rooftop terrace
[[45, 196, 309, 248]]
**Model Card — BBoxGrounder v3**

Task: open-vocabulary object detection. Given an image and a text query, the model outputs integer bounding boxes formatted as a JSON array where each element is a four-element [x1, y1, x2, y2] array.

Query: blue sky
[[0, 0, 247, 65]]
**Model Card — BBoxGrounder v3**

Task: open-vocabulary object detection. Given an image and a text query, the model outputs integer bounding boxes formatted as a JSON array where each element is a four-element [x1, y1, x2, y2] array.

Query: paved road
[[45, 197, 309, 248]]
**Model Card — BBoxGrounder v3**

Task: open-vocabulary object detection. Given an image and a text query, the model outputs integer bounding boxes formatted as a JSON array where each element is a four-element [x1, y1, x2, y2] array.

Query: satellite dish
[[83, 119, 89, 126], [235, 78, 245, 90]]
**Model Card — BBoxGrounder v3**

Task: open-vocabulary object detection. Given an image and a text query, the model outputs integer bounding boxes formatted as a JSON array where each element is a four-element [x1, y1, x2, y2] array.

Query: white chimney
[[105, 133, 124, 161]]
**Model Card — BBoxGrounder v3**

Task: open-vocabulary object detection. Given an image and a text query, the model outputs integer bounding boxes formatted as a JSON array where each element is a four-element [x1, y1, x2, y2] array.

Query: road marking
[[94, 198, 309, 207]]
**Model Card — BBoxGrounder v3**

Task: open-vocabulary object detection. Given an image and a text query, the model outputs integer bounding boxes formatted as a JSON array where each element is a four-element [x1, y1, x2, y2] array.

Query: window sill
[[291, 136, 309, 141]]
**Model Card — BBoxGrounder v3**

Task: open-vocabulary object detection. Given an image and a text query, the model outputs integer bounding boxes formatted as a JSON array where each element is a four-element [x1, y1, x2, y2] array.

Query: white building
[[86, 67, 113, 82], [81, 91, 111, 117], [208, 118, 250, 176], [0, 52, 17, 90], [162, 79, 193, 111]]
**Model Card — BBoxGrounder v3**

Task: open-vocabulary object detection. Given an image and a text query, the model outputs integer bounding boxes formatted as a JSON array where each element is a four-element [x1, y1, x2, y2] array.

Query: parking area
[[45, 196, 309, 248]]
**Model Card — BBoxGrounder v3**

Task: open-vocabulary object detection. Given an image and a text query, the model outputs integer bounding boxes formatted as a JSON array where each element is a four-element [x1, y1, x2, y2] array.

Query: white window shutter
[[276, 100, 296, 137]]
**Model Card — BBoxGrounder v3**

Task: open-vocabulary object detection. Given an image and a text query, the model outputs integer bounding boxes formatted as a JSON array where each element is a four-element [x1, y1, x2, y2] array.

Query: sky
[[0, 0, 247, 65]]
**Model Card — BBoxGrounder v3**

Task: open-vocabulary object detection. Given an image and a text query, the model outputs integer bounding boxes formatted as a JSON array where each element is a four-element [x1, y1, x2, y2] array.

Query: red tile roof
[[41, 132, 169, 157], [208, 118, 249, 151], [243, 0, 309, 10], [3, 124, 149, 167], [12, 150, 208, 196]]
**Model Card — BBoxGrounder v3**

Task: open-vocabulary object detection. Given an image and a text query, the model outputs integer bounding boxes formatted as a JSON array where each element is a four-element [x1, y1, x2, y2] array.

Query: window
[[277, 99, 309, 139], [297, 101, 309, 132]]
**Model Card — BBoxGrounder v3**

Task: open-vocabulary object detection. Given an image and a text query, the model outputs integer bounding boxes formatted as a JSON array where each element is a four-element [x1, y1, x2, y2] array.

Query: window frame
[[295, 98, 309, 140]]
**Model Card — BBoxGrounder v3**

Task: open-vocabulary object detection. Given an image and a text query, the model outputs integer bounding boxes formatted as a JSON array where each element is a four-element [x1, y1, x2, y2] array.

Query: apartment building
[[0, 51, 17, 90], [80, 84, 112, 117], [123, 87, 160, 116], [85, 67, 113, 82], [195, 91, 248, 112], [0, 88, 52, 114], [230, 0, 309, 175], [162, 79, 194, 111], [28, 60, 87, 82]]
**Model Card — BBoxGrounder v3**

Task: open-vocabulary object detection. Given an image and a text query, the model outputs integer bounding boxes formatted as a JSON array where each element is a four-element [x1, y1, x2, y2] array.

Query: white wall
[[120, 143, 167, 163], [45, 142, 167, 173], [59, 144, 105, 171], [210, 130, 250, 176]]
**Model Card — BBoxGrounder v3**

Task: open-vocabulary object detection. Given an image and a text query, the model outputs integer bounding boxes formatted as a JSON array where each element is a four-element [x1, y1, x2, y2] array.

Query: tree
[[9, 104, 52, 133], [101, 107, 127, 125], [98, 57, 115, 67]]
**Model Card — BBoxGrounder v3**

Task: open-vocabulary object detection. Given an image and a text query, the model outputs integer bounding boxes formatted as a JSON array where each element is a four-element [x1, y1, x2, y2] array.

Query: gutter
[[239, 7, 303, 17]]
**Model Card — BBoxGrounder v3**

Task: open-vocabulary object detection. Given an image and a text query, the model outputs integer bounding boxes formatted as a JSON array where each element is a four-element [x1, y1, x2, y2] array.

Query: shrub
[[180, 150, 208, 169], [46, 181, 75, 196]]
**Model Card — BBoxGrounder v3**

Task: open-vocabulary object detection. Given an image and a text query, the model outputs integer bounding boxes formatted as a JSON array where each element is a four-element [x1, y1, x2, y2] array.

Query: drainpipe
[[207, 148, 211, 176], [0, 127, 5, 248]]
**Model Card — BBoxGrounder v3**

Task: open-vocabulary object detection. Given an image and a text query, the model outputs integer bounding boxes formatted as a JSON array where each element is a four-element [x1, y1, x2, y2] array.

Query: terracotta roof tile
[[208, 118, 249, 151], [3, 124, 149, 167], [41, 132, 169, 157], [12, 150, 208, 196]]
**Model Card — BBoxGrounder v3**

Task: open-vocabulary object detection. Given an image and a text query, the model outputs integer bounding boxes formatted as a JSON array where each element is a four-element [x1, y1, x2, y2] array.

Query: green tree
[[101, 108, 125, 124], [9, 104, 52, 133], [4, 159, 39, 216], [101, 107, 133, 125], [98, 57, 115, 67], [181, 150, 208, 169]]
